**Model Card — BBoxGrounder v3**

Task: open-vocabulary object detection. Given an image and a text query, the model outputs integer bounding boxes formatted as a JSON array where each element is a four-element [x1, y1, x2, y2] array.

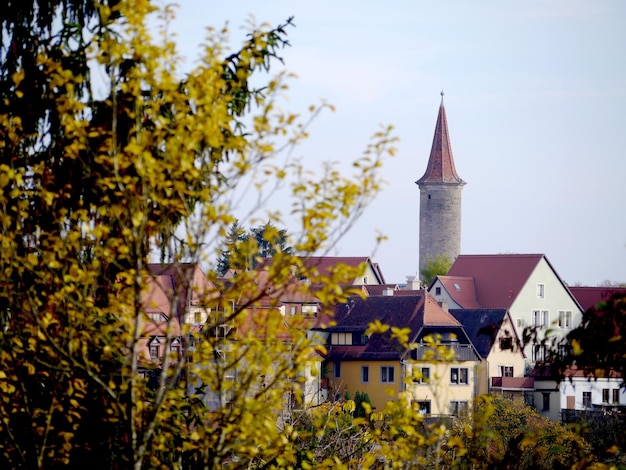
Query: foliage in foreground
[[451, 394, 594, 470], [0, 0, 394, 467], [0, 0, 622, 469]]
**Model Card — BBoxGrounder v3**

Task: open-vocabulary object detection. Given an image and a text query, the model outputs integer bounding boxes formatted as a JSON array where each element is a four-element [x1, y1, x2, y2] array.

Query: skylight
[[453, 283, 461, 291]]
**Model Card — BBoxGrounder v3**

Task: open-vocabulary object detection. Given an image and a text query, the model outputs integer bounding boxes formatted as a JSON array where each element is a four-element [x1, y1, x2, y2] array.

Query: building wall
[[429, 278, 463, 308], [532, 378, 561, 421], [405, 361, 476, 416], [486, 314, 527, 381], [560, 377, 626, 410], [510, 258, 583, 366], [351, 263, 384, 286], [328, 360, 401, 412], [418, 184, 464, 276]]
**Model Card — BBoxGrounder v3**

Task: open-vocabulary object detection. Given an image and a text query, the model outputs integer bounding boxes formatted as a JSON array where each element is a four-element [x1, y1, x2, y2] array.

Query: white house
[[429, 254, 584, 370]]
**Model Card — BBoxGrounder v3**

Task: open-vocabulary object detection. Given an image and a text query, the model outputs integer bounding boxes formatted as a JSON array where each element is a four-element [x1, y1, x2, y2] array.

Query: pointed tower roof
[[416, 93, 465, 185]]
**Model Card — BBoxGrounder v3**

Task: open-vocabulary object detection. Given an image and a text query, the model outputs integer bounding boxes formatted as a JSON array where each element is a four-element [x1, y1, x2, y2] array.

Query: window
[[516, 318, 523, 328], [435, 287, 441, 296], [558, 310, 572, 329], [290, 305, 297, 315], [353, 332, 369, 345], [450, 367, 469, 385], [499, 337, 513, 350], [537, 283, 545, 298], [333, 361, 341, 379], [498, 366, 514, 377], [532, 310, 549, 328], [542, 393, 550, 411], [613, 389, 620, 404], [302, 305, 318, 317], [194, 311, 202, 324], [532, 345, 546, 362], [450, 401, 469, 416], [149, 345, 159, 361], [582, 391, 592, 408], [381, 366, 395, 383], [603, 388, 610, 404], [361, 366, 369, 383], [414, 367, 430, 384], [148, 312, 163, 322], [417, 401, 431, 415], [170, 343, 181, 358]]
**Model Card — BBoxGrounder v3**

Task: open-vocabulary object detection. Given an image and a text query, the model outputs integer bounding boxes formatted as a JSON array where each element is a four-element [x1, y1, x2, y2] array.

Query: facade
[[139, 263, 215, 366], [322, 292, 481, 415], [416, 94, 466, 276], [450, 309, 532, 400], [533, 368, 626, 422], [430, 254, 583, 370]]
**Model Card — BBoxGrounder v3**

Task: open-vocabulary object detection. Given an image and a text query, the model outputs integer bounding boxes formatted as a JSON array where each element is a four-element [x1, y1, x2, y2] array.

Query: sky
[[162, 0, 626, 286]]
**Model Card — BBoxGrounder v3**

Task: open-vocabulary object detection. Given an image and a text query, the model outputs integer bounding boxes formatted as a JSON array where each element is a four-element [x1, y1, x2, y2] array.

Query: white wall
[[510, 257, 582, 365]]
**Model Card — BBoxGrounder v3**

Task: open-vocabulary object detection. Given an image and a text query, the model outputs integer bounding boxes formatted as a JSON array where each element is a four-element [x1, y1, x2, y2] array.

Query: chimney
[[405, 275, 422, 290]]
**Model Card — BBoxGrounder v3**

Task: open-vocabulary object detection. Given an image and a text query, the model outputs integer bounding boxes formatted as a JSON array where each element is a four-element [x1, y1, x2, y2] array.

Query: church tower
[[416, 93, 466, 277]]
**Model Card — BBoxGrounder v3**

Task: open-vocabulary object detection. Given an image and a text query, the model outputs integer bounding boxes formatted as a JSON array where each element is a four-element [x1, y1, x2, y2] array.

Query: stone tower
[[416, 93, 466, 277]]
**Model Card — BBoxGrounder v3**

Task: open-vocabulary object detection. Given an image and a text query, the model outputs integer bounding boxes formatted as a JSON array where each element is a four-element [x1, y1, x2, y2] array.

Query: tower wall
[[418, 183, 463, 276]]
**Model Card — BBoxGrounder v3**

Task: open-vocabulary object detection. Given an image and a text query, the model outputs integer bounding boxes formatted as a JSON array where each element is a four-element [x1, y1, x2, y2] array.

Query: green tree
[[216, 220, 247, 276], [216, 221, 293, 276], [420, 253, 452, 286], [0, 0, 396, 468]]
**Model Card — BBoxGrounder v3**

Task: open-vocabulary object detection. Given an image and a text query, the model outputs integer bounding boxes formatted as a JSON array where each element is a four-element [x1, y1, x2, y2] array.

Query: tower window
[[428, 194, 431, 199]]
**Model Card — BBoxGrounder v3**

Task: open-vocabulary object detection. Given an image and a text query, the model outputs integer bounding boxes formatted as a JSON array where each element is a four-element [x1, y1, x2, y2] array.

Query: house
[[430, 254, 583, 370], [139, 263, 216, 367], [531, 366, 626, 422], [320, 291, 481, 416], [450, 309, 533, 400]]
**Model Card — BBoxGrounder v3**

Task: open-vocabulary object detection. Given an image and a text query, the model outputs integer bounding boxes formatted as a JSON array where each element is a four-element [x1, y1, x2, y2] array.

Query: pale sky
[[164, 0, 626, 286]]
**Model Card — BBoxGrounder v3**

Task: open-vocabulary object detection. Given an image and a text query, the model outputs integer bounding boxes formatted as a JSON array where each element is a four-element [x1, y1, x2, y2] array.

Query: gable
[[431, 276, 480, 309], [447, 254, 544, 308]]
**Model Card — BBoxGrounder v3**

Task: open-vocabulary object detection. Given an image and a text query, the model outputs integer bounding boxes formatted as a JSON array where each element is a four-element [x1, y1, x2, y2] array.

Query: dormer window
[[148, 337, 161, 361], [353, 332, 369, 345]]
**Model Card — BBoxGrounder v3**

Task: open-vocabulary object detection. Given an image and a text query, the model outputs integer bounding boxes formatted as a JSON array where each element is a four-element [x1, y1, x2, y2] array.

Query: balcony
[[491, 376, 535, 391]]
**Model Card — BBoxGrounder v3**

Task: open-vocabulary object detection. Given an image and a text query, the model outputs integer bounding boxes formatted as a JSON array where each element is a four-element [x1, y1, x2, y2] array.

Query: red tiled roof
[[568, 286, 626, 311], [416, 96, 465, 185], [256, 256, 386, 285], [447, 254, 545, 309], [436, 275, 480, 309]]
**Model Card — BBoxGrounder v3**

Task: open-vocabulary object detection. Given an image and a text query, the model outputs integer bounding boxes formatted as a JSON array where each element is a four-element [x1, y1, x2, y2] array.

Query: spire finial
[[440, 89, 445, 105]]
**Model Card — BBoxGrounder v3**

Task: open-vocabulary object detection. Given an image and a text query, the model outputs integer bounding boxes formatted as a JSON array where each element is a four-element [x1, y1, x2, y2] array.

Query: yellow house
[[322, 291, 481, 415]]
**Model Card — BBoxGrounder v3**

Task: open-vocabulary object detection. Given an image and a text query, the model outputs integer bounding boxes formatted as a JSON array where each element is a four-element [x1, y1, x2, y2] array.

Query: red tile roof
[[256, 256, 386, 285], [446, 254, 545, 309], [436, 276, 480, 309], [416, 95, 465, 185], [568, 286, 626, 311]]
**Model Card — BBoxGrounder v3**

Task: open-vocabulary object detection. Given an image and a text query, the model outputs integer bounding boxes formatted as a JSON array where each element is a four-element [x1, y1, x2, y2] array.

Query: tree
[[448, 394, 593, 470], [216, 221, 293, 276], [0, 0, 397, 468], [420, 253, 452, 286], [560, 292, 626, 384]]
